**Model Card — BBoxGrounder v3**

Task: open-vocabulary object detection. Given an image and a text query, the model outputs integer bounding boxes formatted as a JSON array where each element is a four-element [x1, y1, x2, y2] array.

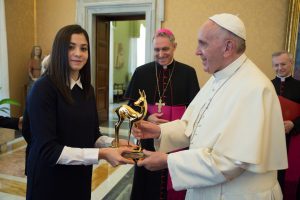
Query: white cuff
[[56, 146, 99, 165]]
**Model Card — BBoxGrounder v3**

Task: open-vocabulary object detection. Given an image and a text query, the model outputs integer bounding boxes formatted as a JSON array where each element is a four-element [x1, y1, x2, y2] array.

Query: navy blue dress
[[22, 75, 101, 200]]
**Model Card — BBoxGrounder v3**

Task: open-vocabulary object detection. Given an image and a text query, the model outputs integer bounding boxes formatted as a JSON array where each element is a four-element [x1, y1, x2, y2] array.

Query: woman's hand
[[118, 138, 136, 147], [98, 146, 135, 167]]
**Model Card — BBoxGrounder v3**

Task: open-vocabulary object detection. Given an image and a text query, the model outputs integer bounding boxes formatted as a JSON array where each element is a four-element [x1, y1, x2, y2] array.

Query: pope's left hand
[[137, 150, 168, 171]]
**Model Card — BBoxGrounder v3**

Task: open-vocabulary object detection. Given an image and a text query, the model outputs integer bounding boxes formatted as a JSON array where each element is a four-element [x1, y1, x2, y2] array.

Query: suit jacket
[[0, 116, 19, 130]]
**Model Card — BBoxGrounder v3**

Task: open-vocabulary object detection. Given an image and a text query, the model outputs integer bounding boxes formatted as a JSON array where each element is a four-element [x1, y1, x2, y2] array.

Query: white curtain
[[137, 24, 146, 67], [128, 38, 137, 79], [128, 24, 146, 80]]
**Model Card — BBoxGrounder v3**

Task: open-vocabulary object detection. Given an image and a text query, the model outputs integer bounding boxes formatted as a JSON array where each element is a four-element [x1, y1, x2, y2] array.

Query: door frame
[[76, 0, 164, 87]]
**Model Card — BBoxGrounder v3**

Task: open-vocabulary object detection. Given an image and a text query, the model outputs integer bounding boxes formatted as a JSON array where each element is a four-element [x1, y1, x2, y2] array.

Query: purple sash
[[284, 134, 300, 200], [278, 96, 300, 199], [148, 104, 187, 200], [147, 104, 185, 121]]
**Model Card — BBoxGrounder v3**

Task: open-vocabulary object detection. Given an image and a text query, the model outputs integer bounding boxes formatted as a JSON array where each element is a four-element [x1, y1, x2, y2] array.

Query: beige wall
[[163, 0, 288, 85], [4, 0, 76, 116], [5, 0, 34, 116], [5, 0, 289, 116], [113, 21, 131, 85], [36, 0, 76, 55]]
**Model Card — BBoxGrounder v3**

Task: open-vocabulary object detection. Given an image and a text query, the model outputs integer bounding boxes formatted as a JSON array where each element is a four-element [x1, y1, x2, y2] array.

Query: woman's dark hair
[[46, 24, 92, 104]]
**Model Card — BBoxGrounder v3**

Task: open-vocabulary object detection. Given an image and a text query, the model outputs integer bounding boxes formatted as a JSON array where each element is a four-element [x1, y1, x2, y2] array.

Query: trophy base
[[111, 144, 145, 162], [122, 151, 145, 162]]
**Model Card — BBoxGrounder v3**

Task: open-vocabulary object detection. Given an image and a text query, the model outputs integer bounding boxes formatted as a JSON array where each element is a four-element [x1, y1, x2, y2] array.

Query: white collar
[[162, 59, 174, 69], [276, 74, 291, 82], [70, 77, 83, 90], [213, 54, 247, 80]]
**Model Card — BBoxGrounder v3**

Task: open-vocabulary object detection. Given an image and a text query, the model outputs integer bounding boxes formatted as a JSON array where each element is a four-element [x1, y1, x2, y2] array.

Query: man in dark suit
[[271, 51, 300, 199], [0, 116, 22, 130]]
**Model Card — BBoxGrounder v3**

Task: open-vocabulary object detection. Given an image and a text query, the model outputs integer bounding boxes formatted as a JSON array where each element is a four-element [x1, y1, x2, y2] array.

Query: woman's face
[[68, 33, 88, 79]]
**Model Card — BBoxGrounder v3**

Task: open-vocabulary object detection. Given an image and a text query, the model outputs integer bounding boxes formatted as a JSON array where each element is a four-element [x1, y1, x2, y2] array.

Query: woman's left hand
[[118, 139, 136, 148], [98, 146, 135, 167]]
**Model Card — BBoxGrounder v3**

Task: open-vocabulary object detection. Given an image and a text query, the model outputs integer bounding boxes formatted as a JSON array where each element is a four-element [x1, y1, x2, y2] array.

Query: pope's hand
[[132, 120, 161, 139], [148, 113, 169, 124], [137, 150, 168, 171]]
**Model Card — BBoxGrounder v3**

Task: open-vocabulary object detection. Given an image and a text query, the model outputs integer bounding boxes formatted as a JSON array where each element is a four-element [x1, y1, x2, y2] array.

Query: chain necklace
[[190, 58, 248, 143], [155, 61, 175, 112]]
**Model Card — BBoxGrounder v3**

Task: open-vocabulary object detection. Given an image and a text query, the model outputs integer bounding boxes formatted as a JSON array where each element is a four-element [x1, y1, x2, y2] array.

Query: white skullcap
[[209, 13, 246, 40]]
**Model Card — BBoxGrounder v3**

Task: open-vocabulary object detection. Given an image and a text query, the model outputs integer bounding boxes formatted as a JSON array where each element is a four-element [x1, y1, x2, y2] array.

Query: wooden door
[[95, 17, 110, 122]]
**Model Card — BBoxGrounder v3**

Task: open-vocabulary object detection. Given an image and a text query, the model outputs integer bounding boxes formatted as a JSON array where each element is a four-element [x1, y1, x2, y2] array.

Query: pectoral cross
[[155, 98, 165, 113]]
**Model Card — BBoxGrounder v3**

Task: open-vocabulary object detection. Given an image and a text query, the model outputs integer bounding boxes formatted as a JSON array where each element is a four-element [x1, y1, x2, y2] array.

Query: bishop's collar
[[276, 75, 292, 82], [156, 59, 175, 70]]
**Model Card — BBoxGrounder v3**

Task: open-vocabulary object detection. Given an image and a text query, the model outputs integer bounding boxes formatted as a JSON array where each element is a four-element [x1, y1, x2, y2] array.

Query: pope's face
[[153, 36, 176, 66], [68, 33, 89, 78], [272, 53, 293, 77], [195, 21, 226, 74]]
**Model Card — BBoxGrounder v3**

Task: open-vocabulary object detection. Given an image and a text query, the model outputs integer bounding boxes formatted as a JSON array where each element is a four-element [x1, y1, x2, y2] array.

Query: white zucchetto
[[209, 13, 246, 40]]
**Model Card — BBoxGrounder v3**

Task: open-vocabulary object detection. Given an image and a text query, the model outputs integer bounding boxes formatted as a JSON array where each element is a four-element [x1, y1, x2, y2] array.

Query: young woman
[[22, 24, 134, 200]]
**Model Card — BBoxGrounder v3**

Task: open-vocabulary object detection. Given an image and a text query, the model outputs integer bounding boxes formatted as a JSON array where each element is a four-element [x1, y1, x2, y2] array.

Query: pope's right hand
[[147, 113, 169, 124], [132, 120, 161, 139]]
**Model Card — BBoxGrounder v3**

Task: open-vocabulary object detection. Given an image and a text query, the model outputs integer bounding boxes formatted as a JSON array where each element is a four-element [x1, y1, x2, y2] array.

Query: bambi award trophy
[[112, 89, 147, 161]]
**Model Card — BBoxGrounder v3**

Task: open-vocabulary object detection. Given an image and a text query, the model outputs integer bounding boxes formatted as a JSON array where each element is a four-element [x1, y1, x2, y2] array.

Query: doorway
[[76, 0, 164, 123], [95, 15, 146, 122]]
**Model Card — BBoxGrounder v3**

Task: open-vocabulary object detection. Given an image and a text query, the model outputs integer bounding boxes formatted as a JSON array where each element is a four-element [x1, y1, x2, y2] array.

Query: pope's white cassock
[[155, 54, 288, 200]]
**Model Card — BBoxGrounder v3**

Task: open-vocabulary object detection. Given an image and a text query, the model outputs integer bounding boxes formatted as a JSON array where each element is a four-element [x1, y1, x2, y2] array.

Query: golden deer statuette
[[114, 89, 147, 154]]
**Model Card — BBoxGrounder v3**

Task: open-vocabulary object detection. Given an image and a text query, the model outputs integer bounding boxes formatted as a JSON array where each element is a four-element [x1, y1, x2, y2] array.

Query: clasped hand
[[284, 120, 294, 134]]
